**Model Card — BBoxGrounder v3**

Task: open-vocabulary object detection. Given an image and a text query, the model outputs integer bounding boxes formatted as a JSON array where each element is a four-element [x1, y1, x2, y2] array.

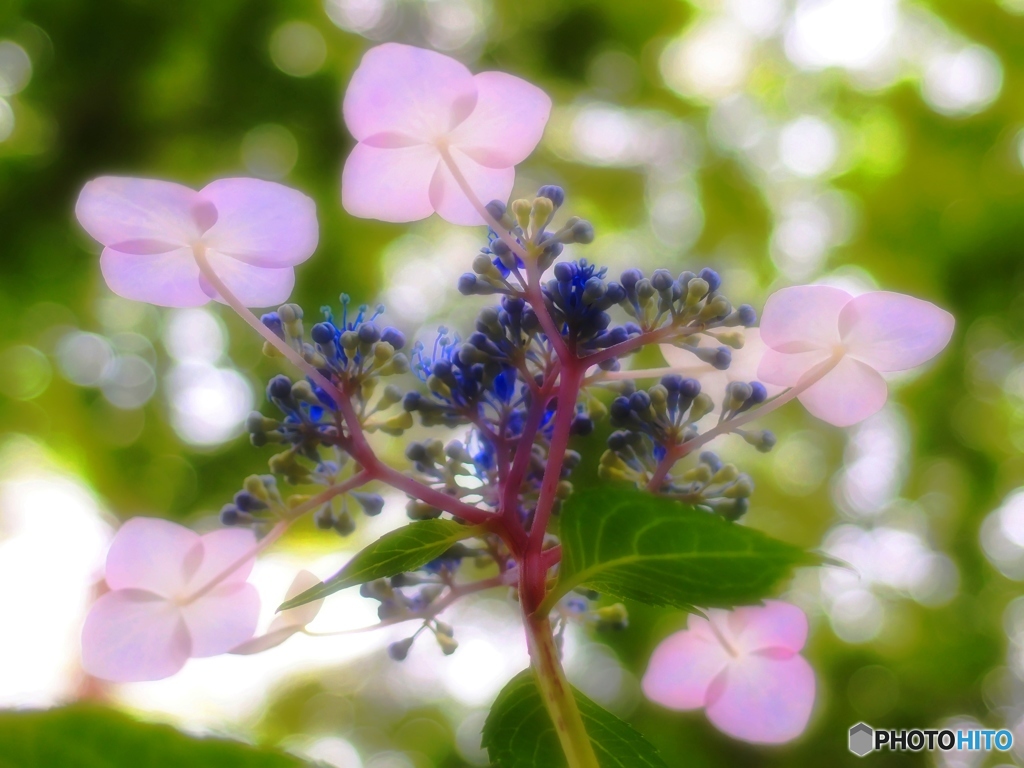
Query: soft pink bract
[[756, 286, 954, 426], [81, 517, 260, 682], [341, 43, 551, 225], [231, 570, 324, 655], [642, 601, 815, 744], [76, 176, 318, 308]]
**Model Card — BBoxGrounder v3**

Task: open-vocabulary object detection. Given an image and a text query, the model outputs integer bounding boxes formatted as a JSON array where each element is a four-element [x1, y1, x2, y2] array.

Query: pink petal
[[428, 148, 515, 226], [230, 625, 302, 655], [705, 654, 815, 744], [272, 569, 325, 629], [727, 601, 808, 655], [99, 247, 210, 308], [75, 177, 199, 254], [759, 285, 851, 353], [757, 347, 832, 387], [343, 43, 477, 144], [81, 590, 191, 682], [200, 249, 296, 308], [229, 571, 322, 655], [198, 178, 318, 268], [186, 528, 258, 591], [798, 355, 888, 427], [180, 582, 261, 657], [105, 518, 201, 597], [341, 142, 440, 222], [838, 291, 955, 372], [449, 72, 551, 168], [642, 623, 732, 710]]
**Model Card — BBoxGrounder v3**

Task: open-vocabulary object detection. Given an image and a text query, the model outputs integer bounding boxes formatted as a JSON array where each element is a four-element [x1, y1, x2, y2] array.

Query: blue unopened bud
[[485, 200, 507, 220], [220, 504, 247, 526], [651, 269, 674, 292], [310, 322, 335, 345], [748, 381, 768, 404], [352, 492, 385, 517], [699, 267, 722, 292], [234, 491, 267, 513], [267, 375, 292, 401], [381, 327, 406, 350], [620, 269, 642, 291], [458, 273, 478, 295], [629, 391, 651, 412], [609, 397, 632, 421], [680, 378, 701, 398], [537, 185, 565, 208], [388, 637, 414, 661], [737, 304, 757, 326], [554, 262, 574, 282], [261, 312, 285, 339], [661, 374, 683, 391], [571, 220, 595, 244], [357, 323, 381, 344]]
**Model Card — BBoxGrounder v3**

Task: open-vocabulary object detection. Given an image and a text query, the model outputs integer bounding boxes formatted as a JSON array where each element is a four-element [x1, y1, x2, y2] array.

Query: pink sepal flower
[[756, 286, 954, 426], [231, 570, 324, 655], [75, 176, 318, 308], [642, 601, 815, 744], [81, 517, 260, 682], [341, 43, 551, 225]]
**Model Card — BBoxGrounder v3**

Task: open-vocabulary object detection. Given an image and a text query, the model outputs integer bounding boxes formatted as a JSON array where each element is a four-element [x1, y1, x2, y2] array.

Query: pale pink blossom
[[81, 518, 260, 682], [341, 43, 551, 225], [757, 286, 954, 427], [660, 329, 784, 420], [231, 570, 324, 655], [76, 176, 318, 308], [642, 601, 815, 744]]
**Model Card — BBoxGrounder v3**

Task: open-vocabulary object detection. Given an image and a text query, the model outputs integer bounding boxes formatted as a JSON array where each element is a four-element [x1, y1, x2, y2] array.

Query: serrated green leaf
[[482, 670, 667, 768], [0, 705, 307, 768], [546, 486, 817, 612], [279, 519, 481, 610]]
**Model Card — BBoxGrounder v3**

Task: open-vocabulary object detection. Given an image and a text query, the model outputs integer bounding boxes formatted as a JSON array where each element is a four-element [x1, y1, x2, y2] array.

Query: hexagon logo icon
[[849, 722, 874, 757]]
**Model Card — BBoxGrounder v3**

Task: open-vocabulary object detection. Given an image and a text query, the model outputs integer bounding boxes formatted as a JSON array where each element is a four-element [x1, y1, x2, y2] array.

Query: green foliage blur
[[2, 0, 1024, 766]]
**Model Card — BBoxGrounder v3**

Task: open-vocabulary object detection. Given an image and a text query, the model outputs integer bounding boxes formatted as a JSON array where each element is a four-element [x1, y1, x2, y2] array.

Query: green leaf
[[547, 486, 816, 612], [279, 519, 481, 610], [0, 705, 306, 768], [482, 670, 668, 768]]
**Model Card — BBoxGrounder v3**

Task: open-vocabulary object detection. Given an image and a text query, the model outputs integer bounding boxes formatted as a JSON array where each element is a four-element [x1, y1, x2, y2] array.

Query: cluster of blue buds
[[219, 474, 283, 528]]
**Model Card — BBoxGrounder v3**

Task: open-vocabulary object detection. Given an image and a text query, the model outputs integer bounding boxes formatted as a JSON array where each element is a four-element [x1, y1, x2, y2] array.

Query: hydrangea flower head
[[76, 176, 318, 308], [642, 601, 815, 744], [757, 286, 955, 426], [81, 518, 260, 682], [341, 43, 551, 225]]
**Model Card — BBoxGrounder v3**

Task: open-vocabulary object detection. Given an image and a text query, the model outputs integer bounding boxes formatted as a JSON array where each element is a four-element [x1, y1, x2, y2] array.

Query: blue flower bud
[[651, 269, 674, 292], [381, 327, 406, 350], [458, 273, 478, 295], [537, 185, 565, 208], [311, 322, 335, 345], [260, 312, 285, 339], [572, 220, 595, 244], [737, 304, 757, 326], [554, 262, 574, 282], [388, 637, 414, 661], [357, 323, 380, 344], [220, 504, 245, 526], [680, 378, 701, 398], [234, 491, 267, 513], [629, 391, 651, 412], [620, 268, 642, 291], [610, 397, 632, 421], [699, 267, 722, 292], [352, 492, 385, 516], [699, 451, 723, 473], [267, 375, 292, 401], [661, 374, 683, 392], [403, 392, 422, 411], [571, 415, 594, 435], [485, 200, 507, 220], [748, 381, 767, 404]]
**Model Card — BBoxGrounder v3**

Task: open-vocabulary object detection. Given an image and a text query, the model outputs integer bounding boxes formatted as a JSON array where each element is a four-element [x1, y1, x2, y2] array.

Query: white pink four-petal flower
[[642, 601, 815, 744], [756, 286, 955, 427], [341, 43, 551, 225], [81, 517, 260, 682], [75, 176, 318, 308]]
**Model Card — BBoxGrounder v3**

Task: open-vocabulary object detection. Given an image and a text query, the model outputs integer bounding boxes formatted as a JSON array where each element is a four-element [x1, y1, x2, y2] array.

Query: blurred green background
[[2, 0, 1024, 766]]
